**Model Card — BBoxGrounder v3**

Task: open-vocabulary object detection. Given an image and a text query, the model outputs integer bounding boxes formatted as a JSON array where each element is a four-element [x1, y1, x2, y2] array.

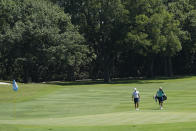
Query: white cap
[[134, 88, 137, 91], [159, 86, 162, 89]]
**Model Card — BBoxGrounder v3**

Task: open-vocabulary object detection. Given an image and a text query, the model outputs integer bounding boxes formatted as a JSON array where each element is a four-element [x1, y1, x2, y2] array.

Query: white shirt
[[132, 91, 139, 98]]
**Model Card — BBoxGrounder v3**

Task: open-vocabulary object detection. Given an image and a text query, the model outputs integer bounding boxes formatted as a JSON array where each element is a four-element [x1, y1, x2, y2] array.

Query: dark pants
[[157, 96, 163, 104], [134, 98, 139, 104]]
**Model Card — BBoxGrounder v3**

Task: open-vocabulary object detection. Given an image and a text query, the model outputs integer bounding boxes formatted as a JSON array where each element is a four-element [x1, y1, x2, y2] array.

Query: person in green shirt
[[155, 87, 166, 110]]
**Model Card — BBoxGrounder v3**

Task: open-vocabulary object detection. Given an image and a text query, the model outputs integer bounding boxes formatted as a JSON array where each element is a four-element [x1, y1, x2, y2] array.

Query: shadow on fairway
[[46, 78, 172, 86], [45, 76, 192, 86], [46, 80, 105, 86]]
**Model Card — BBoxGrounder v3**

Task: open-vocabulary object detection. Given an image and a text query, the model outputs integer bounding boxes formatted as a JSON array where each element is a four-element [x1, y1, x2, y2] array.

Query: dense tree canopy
[[0, 0, 90, 82], [125, 0, 182, 76], [1, 0, 196, 82]]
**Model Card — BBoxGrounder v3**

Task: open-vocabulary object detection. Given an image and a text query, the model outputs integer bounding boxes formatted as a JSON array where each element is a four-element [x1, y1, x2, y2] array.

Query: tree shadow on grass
[[46, 80, 104, 86], [45, 75, 193, 86], [45, 78, 166, 86], [152, 75, 193, 80], [45, 80, 146, 86]]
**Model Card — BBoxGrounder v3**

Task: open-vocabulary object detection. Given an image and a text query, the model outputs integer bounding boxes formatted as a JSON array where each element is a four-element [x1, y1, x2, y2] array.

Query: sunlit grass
[[0, 76, 196, 130]]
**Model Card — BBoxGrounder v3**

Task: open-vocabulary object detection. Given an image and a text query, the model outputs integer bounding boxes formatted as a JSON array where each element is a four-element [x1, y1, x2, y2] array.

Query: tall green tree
[[0, 0, 90, 82], [55, 0, 129, 82], [165, 0, 196, 75], [125, 0, 182, 77]]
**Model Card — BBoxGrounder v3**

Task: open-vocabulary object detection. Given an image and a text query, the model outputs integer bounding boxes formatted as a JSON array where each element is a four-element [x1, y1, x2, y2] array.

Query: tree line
[[1, 0, 196, 83]]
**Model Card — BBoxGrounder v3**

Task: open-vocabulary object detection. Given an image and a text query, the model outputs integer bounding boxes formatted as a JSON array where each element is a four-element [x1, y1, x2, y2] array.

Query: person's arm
[[132, 93, 134, 101], [162, 91, 165, 96]]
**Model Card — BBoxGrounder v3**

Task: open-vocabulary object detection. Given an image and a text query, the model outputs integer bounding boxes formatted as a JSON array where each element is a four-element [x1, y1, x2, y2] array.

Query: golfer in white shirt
[[132, 88, 140, 110]]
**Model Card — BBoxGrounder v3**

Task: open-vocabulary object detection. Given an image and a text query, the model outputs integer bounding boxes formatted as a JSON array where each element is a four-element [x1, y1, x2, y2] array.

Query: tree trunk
[[103, 55, 113, 83], [104, 67, 111, 83], [150, 58, 154, 77], [168, 56, 173, 76], [164, 56, 168, 76], [68, 67, 75, 81], [147, 56, 154, 77], [24, 63, 30, 83]]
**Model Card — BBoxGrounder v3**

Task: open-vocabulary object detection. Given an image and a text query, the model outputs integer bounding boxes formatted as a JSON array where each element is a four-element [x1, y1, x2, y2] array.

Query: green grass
[[0, 76, 196, 130]]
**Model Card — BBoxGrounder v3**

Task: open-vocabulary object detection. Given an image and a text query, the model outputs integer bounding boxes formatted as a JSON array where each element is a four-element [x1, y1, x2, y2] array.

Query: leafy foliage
[[0, 0, 90, 82], [1, 0, 196, 82]]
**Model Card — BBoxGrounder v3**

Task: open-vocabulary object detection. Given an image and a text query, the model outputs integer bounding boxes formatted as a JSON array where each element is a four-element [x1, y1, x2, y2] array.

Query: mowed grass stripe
[[0, 76, 196, 131], [1, 112, 196, 126]]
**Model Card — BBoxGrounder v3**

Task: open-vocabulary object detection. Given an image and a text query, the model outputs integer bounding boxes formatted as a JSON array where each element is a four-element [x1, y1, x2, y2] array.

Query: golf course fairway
[[0, 76, 196, 131]]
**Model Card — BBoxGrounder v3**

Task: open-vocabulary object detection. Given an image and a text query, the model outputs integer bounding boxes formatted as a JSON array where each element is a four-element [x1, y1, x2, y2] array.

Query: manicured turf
[[0, 76, 196, 131]]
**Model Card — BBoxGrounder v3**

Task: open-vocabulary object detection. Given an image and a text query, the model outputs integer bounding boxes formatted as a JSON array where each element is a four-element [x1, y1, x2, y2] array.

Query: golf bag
[[163, 95, 167, 101]]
